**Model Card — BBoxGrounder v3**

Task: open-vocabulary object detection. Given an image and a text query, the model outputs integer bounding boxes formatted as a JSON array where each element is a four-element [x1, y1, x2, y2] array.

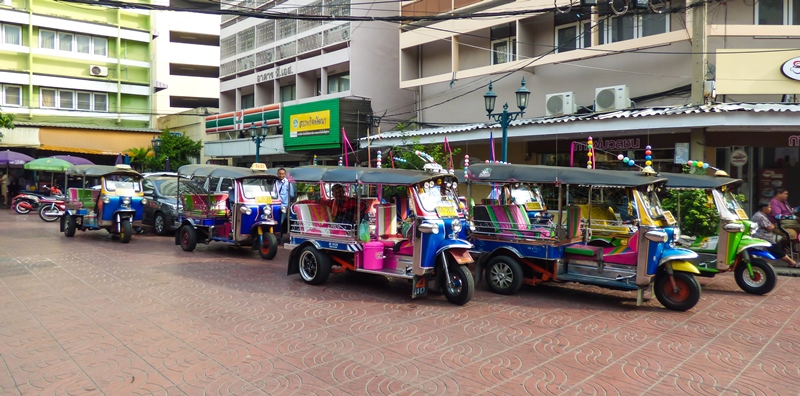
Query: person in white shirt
[[273, 167, 294, 241]]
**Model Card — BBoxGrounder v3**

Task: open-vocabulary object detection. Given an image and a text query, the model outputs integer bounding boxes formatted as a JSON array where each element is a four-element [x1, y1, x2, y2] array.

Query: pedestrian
[[768, 188, 800, 245], [1, 172, 7, 207], [273, 167, 295, 242], [751, 202, 798, 268]]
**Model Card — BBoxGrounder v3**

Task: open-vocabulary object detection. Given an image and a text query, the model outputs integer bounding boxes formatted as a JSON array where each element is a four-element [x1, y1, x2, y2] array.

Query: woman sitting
[[751, 202, 798, 268]]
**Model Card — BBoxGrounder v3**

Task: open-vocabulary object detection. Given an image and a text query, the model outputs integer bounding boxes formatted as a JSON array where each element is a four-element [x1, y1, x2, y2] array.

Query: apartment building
[[364, 0, 800, 210], [0, 0, 159, 158], [204, 0, 415, 167]]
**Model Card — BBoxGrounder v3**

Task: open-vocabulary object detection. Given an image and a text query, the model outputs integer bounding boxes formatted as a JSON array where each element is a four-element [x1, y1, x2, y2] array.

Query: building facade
[[204, 0, 415, 167], [0, 0, 159, 159]]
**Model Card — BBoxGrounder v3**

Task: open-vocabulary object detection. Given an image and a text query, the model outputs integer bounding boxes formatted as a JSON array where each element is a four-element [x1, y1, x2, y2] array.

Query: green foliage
[[126, 147, 151, 172], [392, 135, 461, 172], [143, 130, 202, 171], [662, 190, 719, 237], [0, 111, 14, 141]]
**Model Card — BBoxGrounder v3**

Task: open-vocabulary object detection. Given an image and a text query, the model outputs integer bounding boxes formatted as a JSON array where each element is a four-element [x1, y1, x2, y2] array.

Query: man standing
[[273, 167, 294, 242], [1, 172, 7, 207], [769, 188, 800, 243]]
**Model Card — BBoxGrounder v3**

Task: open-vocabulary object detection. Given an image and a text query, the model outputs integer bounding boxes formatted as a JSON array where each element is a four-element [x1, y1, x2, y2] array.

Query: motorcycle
[[38, 196, 66, 222], [12, 185, 62, 214]]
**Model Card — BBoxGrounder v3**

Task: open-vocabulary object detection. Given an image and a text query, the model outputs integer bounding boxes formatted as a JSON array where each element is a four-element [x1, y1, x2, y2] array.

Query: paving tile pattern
[[1, 210, 800, 395]]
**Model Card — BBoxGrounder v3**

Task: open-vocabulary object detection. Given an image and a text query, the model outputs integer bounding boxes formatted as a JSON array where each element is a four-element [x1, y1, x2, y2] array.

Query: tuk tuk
[[285, 165, 475, 305], [665, 172, 777, 295], [61, 164, 144, 243], [466, 163, 702, 311], [174, 164, 283, 260]]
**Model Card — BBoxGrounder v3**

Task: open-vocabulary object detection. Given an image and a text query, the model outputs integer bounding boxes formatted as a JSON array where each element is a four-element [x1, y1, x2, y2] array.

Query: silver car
[[142, 176, 206, 235]]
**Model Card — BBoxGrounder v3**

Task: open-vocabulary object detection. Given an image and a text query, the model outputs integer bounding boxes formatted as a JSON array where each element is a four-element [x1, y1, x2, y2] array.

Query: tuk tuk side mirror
[[644, 230, 668, 243], [723, 223, 744, 233]]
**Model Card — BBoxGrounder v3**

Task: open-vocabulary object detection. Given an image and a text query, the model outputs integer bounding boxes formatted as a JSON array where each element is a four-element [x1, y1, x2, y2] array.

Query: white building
[[204, 0, 415, 167]]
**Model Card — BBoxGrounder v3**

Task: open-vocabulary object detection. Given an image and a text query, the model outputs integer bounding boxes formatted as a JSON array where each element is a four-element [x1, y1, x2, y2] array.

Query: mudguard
[[737, 237, 772, 254], [658, 246, 698, 266], [435, 239, 473, 256], [748, 249, 776, 260], [668, 260, 701, 275]]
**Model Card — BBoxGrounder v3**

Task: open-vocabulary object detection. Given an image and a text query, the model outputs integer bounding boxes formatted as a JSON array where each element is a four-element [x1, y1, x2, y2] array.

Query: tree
[[390, 123, 461, 172], [144, 130, 202, 171], [0, 111, 14, 142], [125, 147, 152, 172]]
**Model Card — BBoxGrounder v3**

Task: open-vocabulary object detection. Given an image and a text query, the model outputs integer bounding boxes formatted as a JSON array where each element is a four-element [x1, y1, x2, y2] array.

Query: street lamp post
[[483, 77, 531, 163], [249, 125, 268, 163]]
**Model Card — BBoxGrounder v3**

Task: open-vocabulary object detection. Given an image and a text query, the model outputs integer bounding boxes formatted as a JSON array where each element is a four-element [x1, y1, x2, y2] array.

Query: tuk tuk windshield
[[722, 191, 743, 212], [104, 175, 142, 193], [510, 185, 544, 208], [417, 180, 459, 216], [241, 178, 277, 199], [640, 187, 666, 220]]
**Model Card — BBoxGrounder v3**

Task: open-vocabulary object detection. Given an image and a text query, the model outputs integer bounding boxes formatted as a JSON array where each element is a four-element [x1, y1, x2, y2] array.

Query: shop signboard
[[781, 57, 800, 81], [674, 143, 689, 164], [282, 98, 341, 151], [730, 149, 748, 167]]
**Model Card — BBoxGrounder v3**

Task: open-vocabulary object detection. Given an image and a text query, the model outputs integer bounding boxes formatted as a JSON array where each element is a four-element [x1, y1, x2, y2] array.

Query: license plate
[[662, 210, 676, 225], [255, 195, 272, 204], [450, 250, 472, 264], [411, 275, 428, 299], [525, 202, 543, 211], [735, 208, 748, 220], [437, 206, 457, 217]]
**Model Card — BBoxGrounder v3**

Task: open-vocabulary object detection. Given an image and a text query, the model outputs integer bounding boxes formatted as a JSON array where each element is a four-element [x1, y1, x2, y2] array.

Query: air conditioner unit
[[545, 92, 577, 116], [89, 65, 108, 77], [594, 85, 630, 112]]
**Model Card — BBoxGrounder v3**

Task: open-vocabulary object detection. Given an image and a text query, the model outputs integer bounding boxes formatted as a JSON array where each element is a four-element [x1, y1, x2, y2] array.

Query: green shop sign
[[282, 98, 341, 151]]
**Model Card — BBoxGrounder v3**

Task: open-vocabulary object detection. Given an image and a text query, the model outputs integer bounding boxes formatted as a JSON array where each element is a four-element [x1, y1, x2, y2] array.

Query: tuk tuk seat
[[68, 188, 96, 209], [375, 204, 404, 242], [579, 204, 630, 235], [184, 193, 229, 217], [472, 204, 551, 239], [292, 203, 349, 236]]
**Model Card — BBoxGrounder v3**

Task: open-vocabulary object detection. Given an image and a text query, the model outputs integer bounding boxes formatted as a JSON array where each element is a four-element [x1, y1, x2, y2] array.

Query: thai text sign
[[289, 110, 330, 138], [576, 138, 640, 151]]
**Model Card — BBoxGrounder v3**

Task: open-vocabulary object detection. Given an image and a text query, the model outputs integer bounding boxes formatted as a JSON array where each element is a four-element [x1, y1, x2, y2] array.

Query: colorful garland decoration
[[376, 151, 382, 169], [586, 137, 596, 169]]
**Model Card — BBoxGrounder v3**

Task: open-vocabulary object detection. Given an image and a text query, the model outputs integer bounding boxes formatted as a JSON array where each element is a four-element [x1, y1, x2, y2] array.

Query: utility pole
[[690, 0, 708, 106]]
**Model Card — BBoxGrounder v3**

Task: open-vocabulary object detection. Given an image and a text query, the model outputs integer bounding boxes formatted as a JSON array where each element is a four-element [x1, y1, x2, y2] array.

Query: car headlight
[[102, 196, 110, 204], [451, 218, 462, 234], [239, 206, 252, 215], [122, 197, 131, 205]]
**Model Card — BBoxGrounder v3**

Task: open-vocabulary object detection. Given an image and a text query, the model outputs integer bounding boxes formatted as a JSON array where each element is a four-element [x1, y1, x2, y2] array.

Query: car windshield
[[241, 178, 277, 199], [416, 178, 459, 216], [158, 179, 206, 197], [104, 175, 142, 193]]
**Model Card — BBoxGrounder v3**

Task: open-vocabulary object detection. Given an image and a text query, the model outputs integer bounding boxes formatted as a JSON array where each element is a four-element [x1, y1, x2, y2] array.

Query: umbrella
[[24, 157, 73, 172], [114, 153, 123, 165], [0, 149, 34, 167], [50, 155, 93, 165]]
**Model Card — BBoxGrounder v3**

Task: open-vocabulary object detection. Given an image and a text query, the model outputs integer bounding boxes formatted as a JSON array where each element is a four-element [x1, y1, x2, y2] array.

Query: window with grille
[[3, 85, 21, 107], [221, 35, 237, 58], [256, 21, 275, 47], [278, 18, 297, 40], [298, 1, 323, 32], [326, 0, 350, 17], [2, 24, 21, 46], [237, 27, 255, 53], [756, 0, 800, 25], [221, 60, 237, 76], [39, 87, 107, 111]]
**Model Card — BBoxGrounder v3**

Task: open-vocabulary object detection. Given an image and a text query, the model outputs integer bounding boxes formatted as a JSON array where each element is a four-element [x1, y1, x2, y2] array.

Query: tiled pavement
[[1, 210, 800, 395]]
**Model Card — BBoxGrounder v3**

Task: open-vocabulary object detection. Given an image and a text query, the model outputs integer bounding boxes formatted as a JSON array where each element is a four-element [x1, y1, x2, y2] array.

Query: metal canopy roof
[[66, 165, 141, 177], [177, 164, 278, 179], [661, 173, 742, 189], [466, 164, 666, 187], [287, 166, 454, 185]]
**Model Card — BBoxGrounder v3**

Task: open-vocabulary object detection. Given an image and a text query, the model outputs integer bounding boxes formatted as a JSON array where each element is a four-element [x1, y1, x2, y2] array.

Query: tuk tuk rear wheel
[[735, 258, 776, 295], [119, 219, 133, 243], [442, 258, 475, 306], [257, 232, 278, 260], [179, 225, 197, 251], [654, 271, 701, 312], [485, 256, 524, 295], [64, 215, 76, 237], [298, 245, 331, 285]]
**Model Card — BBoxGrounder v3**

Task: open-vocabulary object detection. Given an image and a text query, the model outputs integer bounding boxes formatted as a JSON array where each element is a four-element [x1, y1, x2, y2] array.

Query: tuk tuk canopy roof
[[287, 166, 455, 185], [177, 164, 279, 179], [66, 165, 141, 178], [661, 173, 742, 190], [466, 164, 666, 187]]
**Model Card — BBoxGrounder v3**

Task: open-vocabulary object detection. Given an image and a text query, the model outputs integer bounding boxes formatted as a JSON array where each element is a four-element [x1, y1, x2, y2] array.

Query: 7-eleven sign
[[234, 110, 244, 130]]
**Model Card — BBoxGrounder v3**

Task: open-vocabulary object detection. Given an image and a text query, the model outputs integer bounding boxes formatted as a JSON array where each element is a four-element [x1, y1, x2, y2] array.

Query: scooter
[[38, 196, 66, 222], [11, 186, 63, 214]]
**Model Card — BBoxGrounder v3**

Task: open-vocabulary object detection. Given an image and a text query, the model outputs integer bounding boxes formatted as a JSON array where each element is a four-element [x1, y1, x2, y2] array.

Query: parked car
[[142, 175, 207, 235]]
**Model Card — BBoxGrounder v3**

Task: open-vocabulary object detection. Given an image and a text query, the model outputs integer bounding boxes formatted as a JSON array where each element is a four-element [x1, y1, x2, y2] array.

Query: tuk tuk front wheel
[[654, 271, 701, 312], [119, 219, 133, 243], [485, 255, 524, 295], [735, 258, 776, 295], [64, 215, 76, 237], [298, 245, 331, 285], [257, 233, 278, 260], [442, 259, 475, 306], [179, 225, 197, 251]]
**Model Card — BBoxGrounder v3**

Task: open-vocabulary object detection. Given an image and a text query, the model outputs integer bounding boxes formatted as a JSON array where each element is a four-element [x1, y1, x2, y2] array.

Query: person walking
[[273, 167, 294, 243], [752, 202, 798, 267]]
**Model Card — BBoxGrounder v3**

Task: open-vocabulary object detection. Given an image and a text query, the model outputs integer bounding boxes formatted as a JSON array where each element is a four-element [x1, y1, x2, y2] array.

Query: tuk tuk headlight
[[264, 206, 272, 216], [281, 206, 287, 213], [102, 196, 110, 204], [750, 224, 758, 235], [122, 196, 131, 205], [239, 206, 252, 215], [451, 218, 462, 234]]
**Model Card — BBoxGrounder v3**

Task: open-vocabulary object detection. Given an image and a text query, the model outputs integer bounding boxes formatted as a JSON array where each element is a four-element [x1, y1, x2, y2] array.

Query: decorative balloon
[[338, 156, 343, 167], [313, 154, 317, 165], [376, 150, 382, 169]]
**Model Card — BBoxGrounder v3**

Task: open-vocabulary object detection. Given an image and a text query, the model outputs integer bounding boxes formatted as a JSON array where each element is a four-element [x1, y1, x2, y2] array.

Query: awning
[[39, 127, 159, 156], [0, 127, 41, 147]]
